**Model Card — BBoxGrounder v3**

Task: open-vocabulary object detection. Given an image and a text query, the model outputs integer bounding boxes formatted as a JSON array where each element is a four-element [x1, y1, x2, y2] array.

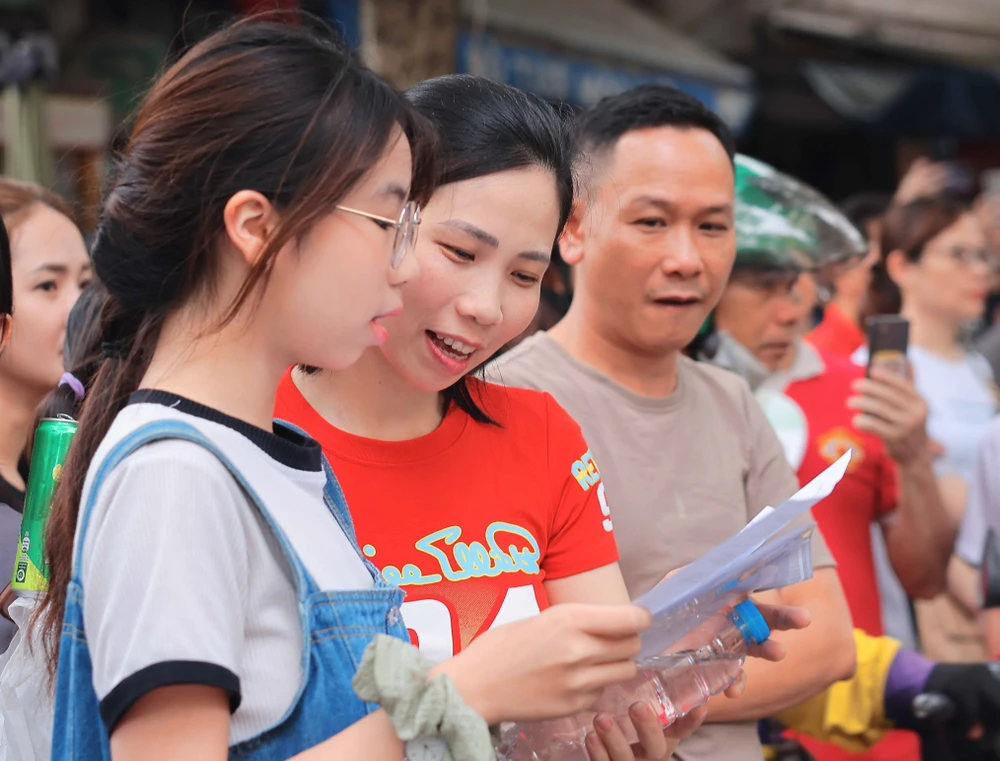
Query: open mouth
[[652, 295, 701, 307], [426, 331, 477, 361]]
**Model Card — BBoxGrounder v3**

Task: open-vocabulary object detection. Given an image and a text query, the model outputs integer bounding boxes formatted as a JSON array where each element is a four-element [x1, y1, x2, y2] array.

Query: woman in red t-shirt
[[276, 75, 801, 759], [275, 74, 684, 758]]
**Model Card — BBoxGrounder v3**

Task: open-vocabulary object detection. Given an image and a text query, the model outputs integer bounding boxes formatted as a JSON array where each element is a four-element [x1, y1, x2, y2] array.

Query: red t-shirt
[[807, 303, 866, 359], [782, 350, 920, 761], [784, 348, 898, 637], [274, 373, 620, 662]]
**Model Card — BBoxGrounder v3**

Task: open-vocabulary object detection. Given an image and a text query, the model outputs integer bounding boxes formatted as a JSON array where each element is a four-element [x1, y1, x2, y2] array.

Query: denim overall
[[51, 417, 408, 760]]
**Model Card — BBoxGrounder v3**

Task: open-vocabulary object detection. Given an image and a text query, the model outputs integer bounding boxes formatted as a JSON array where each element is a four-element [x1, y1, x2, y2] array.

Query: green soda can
[[11, 415, 77, 598]]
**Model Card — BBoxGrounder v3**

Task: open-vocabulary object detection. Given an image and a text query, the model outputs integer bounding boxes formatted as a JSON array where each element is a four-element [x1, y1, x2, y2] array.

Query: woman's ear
[[559, 200, 588, 266], [885, 249, 910, 289], [222, 190, 281, 266]]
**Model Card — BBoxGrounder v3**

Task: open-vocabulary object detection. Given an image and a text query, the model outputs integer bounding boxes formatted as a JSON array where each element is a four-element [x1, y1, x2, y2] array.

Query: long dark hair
[[405, 74, 577, 423], [37, 19, 436, 673], [867, 198, 967, 317]]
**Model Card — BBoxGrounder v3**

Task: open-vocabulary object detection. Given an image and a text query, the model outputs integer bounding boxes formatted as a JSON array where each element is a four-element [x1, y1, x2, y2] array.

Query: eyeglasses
[[925, 245, 996, 270], [336, 201, 421, 268]]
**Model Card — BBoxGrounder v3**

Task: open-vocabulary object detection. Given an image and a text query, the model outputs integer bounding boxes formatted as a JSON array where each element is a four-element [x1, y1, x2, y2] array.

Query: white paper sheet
[[633, 450, 851, 659]]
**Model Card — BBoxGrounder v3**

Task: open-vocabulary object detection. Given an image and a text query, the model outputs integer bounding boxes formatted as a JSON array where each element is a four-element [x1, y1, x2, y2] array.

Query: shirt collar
[[707, 333, 825, 392], [760, 339, 826, 391]]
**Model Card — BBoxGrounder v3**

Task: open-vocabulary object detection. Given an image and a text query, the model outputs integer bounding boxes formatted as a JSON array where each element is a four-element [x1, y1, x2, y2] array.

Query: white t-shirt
[[905, 346, 996, 565], [852, 344, 997, 638], [77, 391, 373, 745]]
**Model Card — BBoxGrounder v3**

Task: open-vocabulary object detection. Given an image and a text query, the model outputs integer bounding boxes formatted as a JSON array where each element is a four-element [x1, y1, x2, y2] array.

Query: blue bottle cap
[[729, 600, 770, 647]]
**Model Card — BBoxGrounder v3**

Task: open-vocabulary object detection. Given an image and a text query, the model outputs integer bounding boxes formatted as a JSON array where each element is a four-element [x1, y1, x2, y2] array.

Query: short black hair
[[574, 84, 735, 163], [840, 192, 892, 232]]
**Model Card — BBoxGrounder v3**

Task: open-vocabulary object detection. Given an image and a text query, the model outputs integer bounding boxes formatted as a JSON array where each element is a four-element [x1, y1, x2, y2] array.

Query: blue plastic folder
[[634, 451, 851, 660]]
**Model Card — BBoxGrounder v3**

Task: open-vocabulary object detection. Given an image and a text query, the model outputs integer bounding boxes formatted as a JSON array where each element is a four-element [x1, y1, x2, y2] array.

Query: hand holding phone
[[853, 315, 933, 466]]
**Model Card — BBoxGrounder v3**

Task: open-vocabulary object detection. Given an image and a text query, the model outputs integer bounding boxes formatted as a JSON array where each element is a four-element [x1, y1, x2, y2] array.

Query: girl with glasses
[[37, 21, 652, 761]]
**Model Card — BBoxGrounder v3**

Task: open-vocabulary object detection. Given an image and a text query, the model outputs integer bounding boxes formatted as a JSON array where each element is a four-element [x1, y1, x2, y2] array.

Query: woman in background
[[864, 197, 996, 663], [0, 180, 89, 650]]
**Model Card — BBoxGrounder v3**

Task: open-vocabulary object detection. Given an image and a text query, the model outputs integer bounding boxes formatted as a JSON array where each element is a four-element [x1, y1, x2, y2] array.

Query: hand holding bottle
[[584, 703, 709, 761], [432, 603, 651, 726]]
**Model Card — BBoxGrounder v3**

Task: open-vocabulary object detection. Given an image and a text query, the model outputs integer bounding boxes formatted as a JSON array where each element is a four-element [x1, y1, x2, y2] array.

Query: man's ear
[[222, 190, 281, 266], [559, 200, 588, 266]]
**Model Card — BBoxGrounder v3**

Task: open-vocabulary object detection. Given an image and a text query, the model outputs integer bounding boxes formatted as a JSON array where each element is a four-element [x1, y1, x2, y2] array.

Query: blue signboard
[[459, 31, 723, 111]]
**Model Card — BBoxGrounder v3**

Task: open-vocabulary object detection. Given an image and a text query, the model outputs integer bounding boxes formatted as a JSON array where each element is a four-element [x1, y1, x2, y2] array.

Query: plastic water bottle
[[495, 601, 770, 761]]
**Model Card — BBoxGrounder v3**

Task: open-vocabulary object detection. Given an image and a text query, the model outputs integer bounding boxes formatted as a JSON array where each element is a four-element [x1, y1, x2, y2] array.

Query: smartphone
[[866, 315, 909, 378]]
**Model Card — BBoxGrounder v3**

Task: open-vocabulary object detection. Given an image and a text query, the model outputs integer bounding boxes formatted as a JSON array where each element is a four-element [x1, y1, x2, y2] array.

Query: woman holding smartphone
[[863, 197, 996, 662], [38, 23, 656, 761]]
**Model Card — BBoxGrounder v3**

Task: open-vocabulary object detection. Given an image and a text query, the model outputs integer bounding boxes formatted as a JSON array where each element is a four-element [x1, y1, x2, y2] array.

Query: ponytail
[[37, 301, 162, 677]]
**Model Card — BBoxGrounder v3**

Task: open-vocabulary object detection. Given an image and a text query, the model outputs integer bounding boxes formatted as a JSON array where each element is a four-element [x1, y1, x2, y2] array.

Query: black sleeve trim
[[100, 660, 241, 731]]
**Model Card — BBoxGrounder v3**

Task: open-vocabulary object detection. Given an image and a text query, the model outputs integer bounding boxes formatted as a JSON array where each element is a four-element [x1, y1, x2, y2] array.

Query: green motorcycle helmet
[[734, 154, 866, 271], [691, 155, 868, 352]]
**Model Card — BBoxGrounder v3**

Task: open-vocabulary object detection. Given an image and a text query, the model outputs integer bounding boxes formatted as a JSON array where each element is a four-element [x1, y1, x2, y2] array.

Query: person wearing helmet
[[704, 156, 992, 761]]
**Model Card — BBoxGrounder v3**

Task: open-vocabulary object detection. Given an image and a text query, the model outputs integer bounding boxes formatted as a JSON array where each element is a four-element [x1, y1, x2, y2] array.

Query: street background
[[2, 0, 999, 234]]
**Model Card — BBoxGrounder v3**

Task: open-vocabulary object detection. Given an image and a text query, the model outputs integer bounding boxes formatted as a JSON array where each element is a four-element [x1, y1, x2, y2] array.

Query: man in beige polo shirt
[[491, 85, 855, 761]]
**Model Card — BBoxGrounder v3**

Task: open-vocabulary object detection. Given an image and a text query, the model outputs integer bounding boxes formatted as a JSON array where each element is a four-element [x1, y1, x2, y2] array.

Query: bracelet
[[353, 635, 494, 761]]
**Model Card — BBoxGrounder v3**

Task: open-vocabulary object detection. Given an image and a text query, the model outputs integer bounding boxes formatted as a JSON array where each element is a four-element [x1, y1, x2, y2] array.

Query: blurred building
[[646, 0, 1000, 199], [286, 0, 1000, 202], [358, 0, 1000, 199], [352, 0, 756, 131]]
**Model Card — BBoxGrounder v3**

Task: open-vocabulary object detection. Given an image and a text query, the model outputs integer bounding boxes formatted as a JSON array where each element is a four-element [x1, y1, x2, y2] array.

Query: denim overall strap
[[275, 418, 383, 580]]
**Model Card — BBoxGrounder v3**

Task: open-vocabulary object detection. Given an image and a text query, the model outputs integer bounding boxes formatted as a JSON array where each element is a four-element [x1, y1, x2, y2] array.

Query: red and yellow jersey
[[275, 373, 619, 662]]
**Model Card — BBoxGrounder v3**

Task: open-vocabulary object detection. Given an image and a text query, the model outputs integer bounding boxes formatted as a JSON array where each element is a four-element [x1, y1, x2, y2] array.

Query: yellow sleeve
[[774, 629, 902, 753]]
